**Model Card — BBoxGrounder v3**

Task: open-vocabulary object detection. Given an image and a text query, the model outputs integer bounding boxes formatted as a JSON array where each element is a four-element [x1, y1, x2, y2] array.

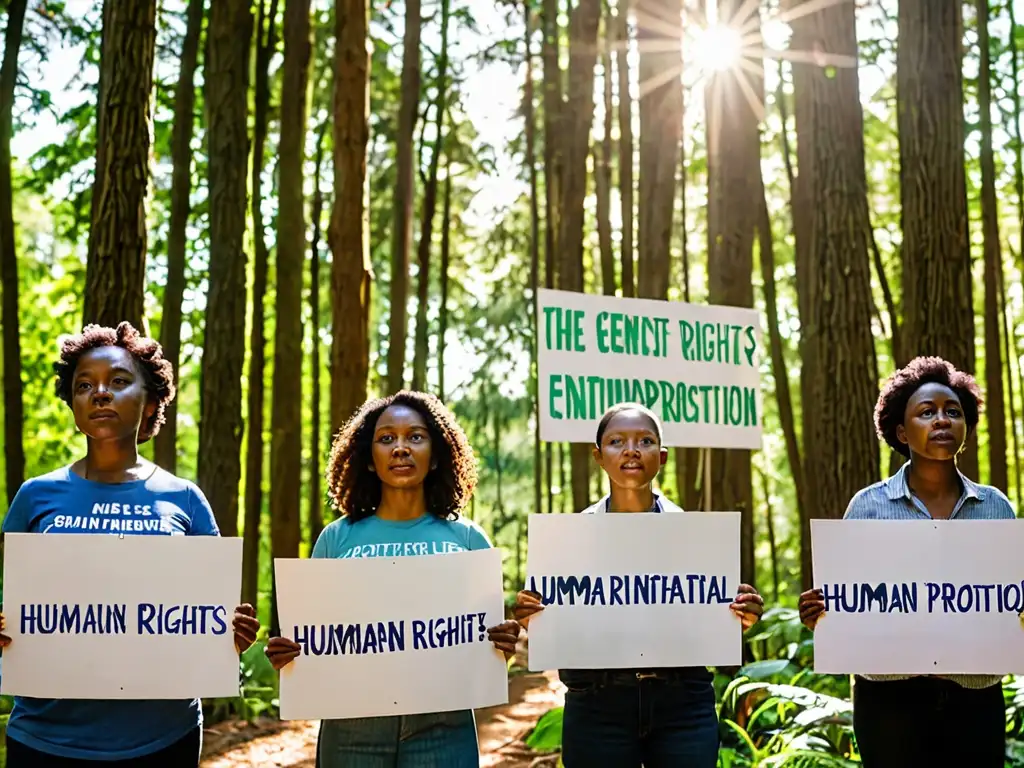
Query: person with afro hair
[[798, 356, 1014, 767], [265, 391, 521, 768], [0, 321, 260, 767]]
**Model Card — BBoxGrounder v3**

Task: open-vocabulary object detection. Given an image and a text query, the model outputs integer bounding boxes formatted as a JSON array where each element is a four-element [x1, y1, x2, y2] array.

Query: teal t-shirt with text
[[311, 512, 491, 560]]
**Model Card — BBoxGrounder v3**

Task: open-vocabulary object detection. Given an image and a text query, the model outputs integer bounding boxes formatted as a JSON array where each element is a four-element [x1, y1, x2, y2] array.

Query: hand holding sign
[[513, 589, 544, 628], [730, 584, 764, 630], [232, 603, 260, 654], [266, 636, 301, 670], [0, 612, 10, 650], [798, 588, 825, 630], [486, 620, 521, 660]]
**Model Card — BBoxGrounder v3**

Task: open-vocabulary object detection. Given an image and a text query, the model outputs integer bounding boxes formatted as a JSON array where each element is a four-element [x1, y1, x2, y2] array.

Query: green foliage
[[203, 641, 280, 726], [524, 704, 564, 752]]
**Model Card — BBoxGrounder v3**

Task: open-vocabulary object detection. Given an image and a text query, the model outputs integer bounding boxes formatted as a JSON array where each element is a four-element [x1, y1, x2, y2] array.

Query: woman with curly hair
[[798, 356, 1013, 767], [0, 322, 260, 767], [266, 390, 520, 768]]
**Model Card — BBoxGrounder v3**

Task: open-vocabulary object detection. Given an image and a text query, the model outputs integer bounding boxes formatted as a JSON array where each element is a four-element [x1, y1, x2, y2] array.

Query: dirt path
[[200, 652, 564, 768]]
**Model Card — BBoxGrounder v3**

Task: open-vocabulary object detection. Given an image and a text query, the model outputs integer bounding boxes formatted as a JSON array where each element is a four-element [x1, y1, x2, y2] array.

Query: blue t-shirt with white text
[[1, 465, 219, 760]]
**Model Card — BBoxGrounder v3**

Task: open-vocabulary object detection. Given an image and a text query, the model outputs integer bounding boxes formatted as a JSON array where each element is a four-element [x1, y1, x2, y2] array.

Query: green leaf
[[524, 705, 564, 751]]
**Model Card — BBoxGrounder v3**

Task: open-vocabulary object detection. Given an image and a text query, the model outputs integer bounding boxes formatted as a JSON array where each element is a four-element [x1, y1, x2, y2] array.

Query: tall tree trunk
[[776, 55, 815, 586], [867, 217, 901, 365], [758, 467, 780, 603], [897, 0, 976, 478], [784, 17, 814, 508], [0, 0, 27, 504], [1010, 0, 1024, 276], [999, 257, 1021, 505], [411, 0, 451, 392], [542, 0, 561, 515], [1009, 0, 1024, 506], [542, 0, 562, 296], [559, 0, 601, 513], [330, 0, 372, 431], [674, 129, 700, 512], [385, 0, 421, 393], [977, 0, 1007, 492], [241, 0, 278, 610], [199, 0, 253, 537], [525, 0, 542, 520], [757, 171, 806, 565], [154, 0, 204, 473], [84, 0, 156, 329], [270, 0, 312, 610], [309, 120, 328, 545], [635, 0, 679, 300], [705, 0, 758, 586], [789, 0, 879, 531], [595, 15, 614, 296], [616, 0, 634, 298], [558, 442, 567, 513], [438, 163, 451, 402]]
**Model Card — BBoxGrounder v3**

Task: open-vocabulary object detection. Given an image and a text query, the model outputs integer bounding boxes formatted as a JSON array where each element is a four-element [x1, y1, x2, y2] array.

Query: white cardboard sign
[[1, 533, 243, 699], [274, 547, 509, 720], [537, 287, 763, 449], [525, 512, 742, 670], [812, 519, 1024, 675]]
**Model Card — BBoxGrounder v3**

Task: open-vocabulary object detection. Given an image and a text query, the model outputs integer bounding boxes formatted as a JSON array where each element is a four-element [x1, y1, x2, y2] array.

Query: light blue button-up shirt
[[841, 460, 1016, 689]]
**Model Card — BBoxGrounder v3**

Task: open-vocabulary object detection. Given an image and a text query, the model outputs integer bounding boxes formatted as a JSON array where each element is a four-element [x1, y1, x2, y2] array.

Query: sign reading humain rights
[[537, 288, 763, 449]]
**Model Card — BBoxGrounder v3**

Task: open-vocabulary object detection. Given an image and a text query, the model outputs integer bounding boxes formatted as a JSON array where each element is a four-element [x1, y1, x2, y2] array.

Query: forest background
[[3, 0, 1024, 764]]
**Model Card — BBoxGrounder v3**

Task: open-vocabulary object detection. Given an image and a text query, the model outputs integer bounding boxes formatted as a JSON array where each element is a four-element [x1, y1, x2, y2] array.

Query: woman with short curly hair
[[266, 391, 520, 768], [798, 356, 1013, 767], [0, 321, 260, 767]]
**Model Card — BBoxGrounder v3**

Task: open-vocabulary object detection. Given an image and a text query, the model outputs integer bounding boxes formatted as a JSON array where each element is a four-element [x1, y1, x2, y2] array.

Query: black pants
[[853, 676, 1004, 768], [6, 726, 201, 767], [559, 672, 718, 768]]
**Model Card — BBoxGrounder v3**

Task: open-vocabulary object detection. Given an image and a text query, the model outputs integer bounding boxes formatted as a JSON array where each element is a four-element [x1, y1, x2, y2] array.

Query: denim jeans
[[852, 676, 1004, 767], [560, 672, 719, 768], [316, 709, 479, 768]]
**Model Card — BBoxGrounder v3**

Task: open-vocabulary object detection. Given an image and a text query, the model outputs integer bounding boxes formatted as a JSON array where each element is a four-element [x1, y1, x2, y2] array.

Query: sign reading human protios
[[274, 547, 508, 720], [0, 533, 243, 699], [537, 287, 762, 449], [812, 519, 1024, 675], [525, 512, 742, 671]]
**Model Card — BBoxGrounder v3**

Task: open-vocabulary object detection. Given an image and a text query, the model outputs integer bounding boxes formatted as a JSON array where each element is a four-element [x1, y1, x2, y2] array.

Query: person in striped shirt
[[799, 356, 1014, 767]]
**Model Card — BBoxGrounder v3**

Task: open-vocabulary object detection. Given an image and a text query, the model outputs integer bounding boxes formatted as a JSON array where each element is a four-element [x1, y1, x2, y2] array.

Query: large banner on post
[[525, 512, 742, 670], [812, 519, 1024, 675], [274, 547, 509, 720], [537, 288, 763, 449], [0, 533, 243, 699]]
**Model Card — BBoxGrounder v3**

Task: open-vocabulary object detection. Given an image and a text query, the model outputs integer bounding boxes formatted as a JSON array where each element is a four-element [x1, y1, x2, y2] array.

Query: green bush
[[202, 641, 280, 726]]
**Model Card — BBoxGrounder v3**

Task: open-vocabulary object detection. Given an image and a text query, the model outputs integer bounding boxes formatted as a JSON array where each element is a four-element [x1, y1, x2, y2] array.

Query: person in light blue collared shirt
[[799, 356, 1014, 768]]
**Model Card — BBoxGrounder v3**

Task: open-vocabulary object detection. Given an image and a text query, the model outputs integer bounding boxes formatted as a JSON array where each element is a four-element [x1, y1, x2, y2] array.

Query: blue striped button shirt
[[841, 460, 1017, 689]]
